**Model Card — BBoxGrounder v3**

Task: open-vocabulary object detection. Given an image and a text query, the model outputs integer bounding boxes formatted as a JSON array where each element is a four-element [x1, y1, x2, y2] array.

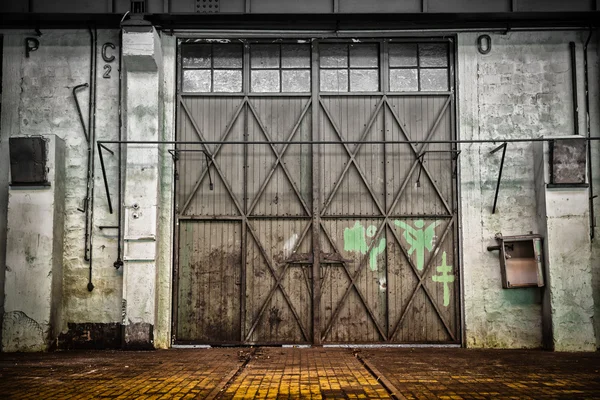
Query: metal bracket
[[97, 143, 115, 214], [167, 149, 214, 190], [490, 142, 507, 214], [415, 149, 462, 187]]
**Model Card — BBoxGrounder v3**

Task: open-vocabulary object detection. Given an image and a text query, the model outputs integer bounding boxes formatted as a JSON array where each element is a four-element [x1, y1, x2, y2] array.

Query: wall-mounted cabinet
[[488, 234, 544, 289]]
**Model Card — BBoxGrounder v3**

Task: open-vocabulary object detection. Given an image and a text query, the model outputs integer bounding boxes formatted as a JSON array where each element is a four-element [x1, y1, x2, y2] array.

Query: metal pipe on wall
[[82, 28, 93, 267], [570, 41, 579, 136], [114, 29, 124, 270], [583, 28, 595, 240], [85, 27, 98, 292]]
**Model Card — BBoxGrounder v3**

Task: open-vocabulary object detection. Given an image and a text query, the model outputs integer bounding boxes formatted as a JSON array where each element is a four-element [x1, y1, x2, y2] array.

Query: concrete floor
[[0, 347, 598, 399]]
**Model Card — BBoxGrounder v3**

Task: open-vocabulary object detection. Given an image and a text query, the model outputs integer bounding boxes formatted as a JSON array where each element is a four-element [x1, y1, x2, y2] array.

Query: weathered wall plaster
[[591, 33, 600, 350], [2, 135, 65, 352], [121, 26, 162, 349], [534, 139, 596, 351], [459, 31, 599, 349], [0, 30, 124, 348], [154, 33, 176, 349]]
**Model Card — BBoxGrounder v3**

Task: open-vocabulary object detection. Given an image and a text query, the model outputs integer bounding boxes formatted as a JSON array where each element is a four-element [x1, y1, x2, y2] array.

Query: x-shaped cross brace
[[319, 97, 387, 216], [179, 96, 246, 215], [319, 221, 388, 342], [387, 218, 456, 341], [244, 221, 313, 342], [246, 99, 312, 217]]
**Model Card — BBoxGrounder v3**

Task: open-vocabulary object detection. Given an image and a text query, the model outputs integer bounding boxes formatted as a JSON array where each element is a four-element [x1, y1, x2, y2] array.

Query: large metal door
[[174, 39, 459, 345]]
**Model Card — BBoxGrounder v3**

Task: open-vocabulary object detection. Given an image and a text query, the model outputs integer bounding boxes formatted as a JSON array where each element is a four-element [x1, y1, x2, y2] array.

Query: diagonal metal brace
[[490, 142, 507, 214], [97, 143, 114, 214], [167, 149, 214, 191], [415, 150, 462, 187]]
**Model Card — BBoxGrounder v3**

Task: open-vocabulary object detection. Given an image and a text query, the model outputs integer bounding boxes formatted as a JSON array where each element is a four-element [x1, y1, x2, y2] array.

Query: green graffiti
[[343, 222, 385, 271], [431, 252, 454, 307], [344, 222, 368, 254], [394, 219, 441, 271], [369, 238, 386, 272]]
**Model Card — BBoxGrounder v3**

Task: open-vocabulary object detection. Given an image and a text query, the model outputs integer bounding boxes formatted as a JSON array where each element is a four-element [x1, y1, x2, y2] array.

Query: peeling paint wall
[[459, 31, 599, 349], [0, 28, 175, 351], [0, 30, 123, 347]]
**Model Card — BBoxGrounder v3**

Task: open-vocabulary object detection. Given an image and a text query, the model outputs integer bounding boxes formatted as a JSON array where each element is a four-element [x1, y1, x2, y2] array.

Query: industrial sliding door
[[174, 38, 459, 345]]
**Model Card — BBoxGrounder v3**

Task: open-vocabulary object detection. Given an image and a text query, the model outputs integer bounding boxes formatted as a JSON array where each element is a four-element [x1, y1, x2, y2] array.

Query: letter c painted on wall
[[102, 42, 116, 63]]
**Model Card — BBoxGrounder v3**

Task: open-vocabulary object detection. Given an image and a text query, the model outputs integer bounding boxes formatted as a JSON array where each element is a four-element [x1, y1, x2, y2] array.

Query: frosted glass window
[[350, 69, 379, 92], [419, 44, 448, 67], [282, 70, 310, 92], [390, 69, 418, 92], [251, 70, 280, 92], [181, 43, 242, 93], [420, 69, 448, 91], [213, 44, 242, 68], [213, 70, 242, 92], [250, 44, 310, 93], [349, 44, 378, 68], [282, 45, 310, 68], [319, 43, 380, 92], [182, 44, 211, 68], [388, 42, 450, 92], [183, 69, 211, 92], [389, 44, 417, 67], [320, 44, 348, 68], [251, 44, 280, 69], [320, 69, 348, 92]]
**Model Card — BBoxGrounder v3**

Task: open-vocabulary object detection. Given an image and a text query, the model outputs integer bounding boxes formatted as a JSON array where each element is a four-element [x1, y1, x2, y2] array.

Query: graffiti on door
[[432, 251, 454, 307], [343, 222, 386, 271], [394, 220, 441, 271]]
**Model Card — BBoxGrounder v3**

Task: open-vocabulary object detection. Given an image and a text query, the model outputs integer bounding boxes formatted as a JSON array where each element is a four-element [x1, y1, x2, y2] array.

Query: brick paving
[[219, 348, 390, 399], [359, 348, 600, 400], [0, 347, 599, 399], [0, 348, 248, 399]]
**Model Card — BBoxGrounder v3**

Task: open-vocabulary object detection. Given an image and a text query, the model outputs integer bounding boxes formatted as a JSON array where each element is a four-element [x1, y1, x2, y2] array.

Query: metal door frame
[[172, 35, 461, 346]]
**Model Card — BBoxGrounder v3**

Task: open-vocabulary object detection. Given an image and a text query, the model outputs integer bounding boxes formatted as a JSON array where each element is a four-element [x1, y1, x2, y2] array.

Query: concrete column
[[534, 138, 596, 351], [121, 22, 162, 349], [1, 135, 66, 352]]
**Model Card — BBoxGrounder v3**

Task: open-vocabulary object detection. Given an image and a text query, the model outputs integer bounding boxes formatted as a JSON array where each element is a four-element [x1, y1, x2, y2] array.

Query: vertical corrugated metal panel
[[176, 221, 241, 342]]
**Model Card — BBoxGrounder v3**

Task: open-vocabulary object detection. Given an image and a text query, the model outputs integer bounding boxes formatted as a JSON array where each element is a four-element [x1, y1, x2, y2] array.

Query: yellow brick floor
[[1, 347, 599, 399]]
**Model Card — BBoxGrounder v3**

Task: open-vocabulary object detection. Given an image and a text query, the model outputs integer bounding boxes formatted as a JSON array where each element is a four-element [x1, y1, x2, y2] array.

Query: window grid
[[319, 43, 380, 93], [182, 43, 243, 93], [388, 43, 449, 93], [250, 44, 311, 93]]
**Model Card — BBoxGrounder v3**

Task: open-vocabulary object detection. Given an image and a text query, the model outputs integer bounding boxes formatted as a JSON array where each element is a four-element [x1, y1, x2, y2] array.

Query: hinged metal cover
[[9, 136, 49, 186]]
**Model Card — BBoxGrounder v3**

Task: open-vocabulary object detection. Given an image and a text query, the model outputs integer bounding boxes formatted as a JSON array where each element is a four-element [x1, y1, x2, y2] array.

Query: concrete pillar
[[121, 21, 162, 349], [534, 138, 597, 351], [1, 135, 66, 352]]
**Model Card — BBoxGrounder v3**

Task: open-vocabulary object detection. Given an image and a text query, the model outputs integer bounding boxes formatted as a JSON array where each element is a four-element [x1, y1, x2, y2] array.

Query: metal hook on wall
[[25, 37, 40, 58], [490, 142, 507, 214]]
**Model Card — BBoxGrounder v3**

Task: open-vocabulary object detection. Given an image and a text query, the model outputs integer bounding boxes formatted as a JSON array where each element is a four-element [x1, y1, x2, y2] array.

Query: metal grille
[[174, 38, 459, 345], [196, 0, 220, 13]]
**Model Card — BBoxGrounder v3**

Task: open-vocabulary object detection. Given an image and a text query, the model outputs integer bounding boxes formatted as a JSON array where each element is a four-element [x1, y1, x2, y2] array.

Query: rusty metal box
[[488, 234, 544, 289], [9, 136, 50, 186]]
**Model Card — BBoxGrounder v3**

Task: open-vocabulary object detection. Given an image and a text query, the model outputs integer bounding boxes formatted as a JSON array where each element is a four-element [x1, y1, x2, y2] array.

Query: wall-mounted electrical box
[[549, 138, 587, 187], [487, 234, 544, 289], [9, 136, 50, 186]]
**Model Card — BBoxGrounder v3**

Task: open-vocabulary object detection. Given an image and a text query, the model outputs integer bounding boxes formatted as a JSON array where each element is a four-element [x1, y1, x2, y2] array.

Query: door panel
[[175, 39, 459, 345]]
